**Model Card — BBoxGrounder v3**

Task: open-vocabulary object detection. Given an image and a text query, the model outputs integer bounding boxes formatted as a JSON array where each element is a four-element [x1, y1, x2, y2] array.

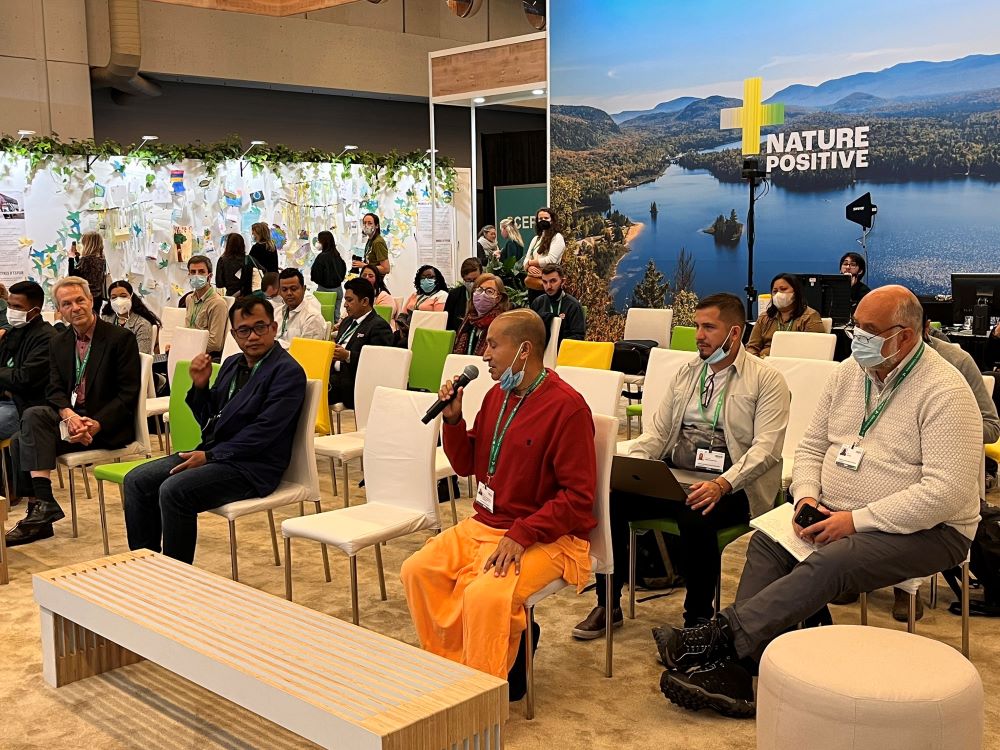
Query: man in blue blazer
[[123, 296, 306, 564]]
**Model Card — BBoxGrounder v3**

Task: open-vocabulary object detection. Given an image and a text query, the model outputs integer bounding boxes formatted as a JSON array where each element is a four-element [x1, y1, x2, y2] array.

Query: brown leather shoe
[[572, 606, 623, 640], [892, 587, 924, 622]]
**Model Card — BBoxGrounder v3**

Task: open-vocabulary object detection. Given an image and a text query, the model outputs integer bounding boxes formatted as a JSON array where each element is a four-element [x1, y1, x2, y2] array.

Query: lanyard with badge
[[71, 341, 92, 407], [475, 369, 548, 513], [338, 319, 360, 345], [549, 295, 563, 317], [188, 287, 213, 328], [837, 342, 924, 471], [694, 364, 728, 472], [280, 309, 291, 336]]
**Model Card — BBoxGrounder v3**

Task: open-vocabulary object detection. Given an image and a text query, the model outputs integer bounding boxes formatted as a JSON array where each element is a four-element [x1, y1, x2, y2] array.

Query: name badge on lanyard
[[475, 481, 495, 512], [695, 448, 726, 472], [836, 444, 865, 471]]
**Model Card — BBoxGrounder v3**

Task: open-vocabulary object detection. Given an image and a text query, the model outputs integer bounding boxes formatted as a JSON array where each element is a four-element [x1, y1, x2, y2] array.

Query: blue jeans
[[0, 400, 18, 440], [123, 453, 256, 564]]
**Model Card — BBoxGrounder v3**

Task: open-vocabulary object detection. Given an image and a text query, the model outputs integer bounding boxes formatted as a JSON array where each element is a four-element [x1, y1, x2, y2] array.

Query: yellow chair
[[289, 338, 336, 435], [556, 340, 614, 370], [986, 441, 1000, 465]]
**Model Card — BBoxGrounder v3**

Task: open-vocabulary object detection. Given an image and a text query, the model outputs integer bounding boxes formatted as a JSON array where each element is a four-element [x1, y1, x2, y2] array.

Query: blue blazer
[[187, 344, 306, 496]]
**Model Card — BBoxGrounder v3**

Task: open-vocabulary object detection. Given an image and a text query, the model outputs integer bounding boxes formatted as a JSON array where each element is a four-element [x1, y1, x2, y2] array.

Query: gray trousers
[[724, 525, 971, 661]]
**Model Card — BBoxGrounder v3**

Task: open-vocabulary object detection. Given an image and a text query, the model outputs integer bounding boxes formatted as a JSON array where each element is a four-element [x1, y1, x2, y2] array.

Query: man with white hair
[[655, 285, 982, 717]]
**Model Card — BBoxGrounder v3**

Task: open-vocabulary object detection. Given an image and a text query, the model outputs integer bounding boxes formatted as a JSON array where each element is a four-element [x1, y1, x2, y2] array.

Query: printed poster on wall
[[0, 189, 29, 285]]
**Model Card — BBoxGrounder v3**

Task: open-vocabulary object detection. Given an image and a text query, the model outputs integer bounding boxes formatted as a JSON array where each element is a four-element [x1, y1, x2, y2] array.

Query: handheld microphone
[[422, 365, 479, 424]]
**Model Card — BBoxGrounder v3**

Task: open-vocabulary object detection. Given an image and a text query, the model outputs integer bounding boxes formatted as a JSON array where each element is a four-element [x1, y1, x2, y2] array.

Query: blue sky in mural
[[551, 0, 1000, 111]]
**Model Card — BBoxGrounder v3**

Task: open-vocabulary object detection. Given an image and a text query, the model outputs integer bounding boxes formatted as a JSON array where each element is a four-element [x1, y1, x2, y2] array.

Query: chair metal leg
[[525, 605, 536, 720], [283, 536, 293, 601], [860, 592, 868, 625], [228, 520, 239, 581], [907, 592, 917, 633], [153, 416, 164, 452], [0, 496, 9, 585], [267, 510, 280, 566], [81, 466, 92, 499], [56, 463, 64, 489], [343, 461, 351, 508], [313, 500, 331, 582], [467, 476, 474, 498], [628, 527, 637, 619], [930, 574, 938, 609], [604, 574, 614, 678], [714, 570, 722, 621], [0, 446, 11, 505], [626, 416, 632, 440], [67, 467, 78, 538], [96, 479, 110, 556], [448, 477, 458, 526], [962, 561, 970, 659], [374, 543, 387, 601], [349, 555, 359, 625], [328, 457, 338, 497], [638, 415, 643, 433], [164, 419, 172, 454], [335, 410, 342, 435]]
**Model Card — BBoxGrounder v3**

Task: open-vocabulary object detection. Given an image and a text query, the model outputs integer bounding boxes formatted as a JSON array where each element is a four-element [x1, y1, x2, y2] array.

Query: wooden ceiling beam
[[148, 0, 361, 16]]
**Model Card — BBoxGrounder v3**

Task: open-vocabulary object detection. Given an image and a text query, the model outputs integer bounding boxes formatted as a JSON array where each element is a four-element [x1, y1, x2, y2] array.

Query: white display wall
[[0, 154, 470, 313]]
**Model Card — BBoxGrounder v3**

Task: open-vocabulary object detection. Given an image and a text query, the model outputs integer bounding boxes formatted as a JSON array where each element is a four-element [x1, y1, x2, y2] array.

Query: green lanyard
[[777, 316, 794, 332], [280, 309, 291, 336], [337, 319, 360, 345], [487, 370, 547, 482], [75, 341, 92, 389], [549, 295, 563, 317], [188, 287, 214, 328], [227, 347, 272, 401], [466, 327, 480, 355], [859, 343, 924, 439], [697, 364, 727, 433]]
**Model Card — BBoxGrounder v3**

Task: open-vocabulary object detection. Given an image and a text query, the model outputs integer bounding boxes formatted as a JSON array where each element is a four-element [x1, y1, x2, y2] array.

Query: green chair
[[92, 361, 220, 555], [319, 304, 336, 324], [669, 325, 697, 351], [374, 304, 393, 323], [408, 328, 456, 393], [313, 291, 338, 308], [625, 403, 642, 439]]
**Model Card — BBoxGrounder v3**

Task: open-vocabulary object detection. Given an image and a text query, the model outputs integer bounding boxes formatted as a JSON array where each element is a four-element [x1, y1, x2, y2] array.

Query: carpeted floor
[[2, 412, 999, 749]]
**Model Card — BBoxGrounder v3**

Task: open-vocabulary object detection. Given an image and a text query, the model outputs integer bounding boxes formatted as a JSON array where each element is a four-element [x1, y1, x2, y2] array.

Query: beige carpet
[[2, 416, 999, 749]]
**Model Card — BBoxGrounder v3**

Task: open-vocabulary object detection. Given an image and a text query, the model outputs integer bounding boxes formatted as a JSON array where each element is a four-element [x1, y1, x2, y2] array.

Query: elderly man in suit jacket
[[6, 276, 141, 546], [329, 276, 394, 409], [123, 296, 305, 564]]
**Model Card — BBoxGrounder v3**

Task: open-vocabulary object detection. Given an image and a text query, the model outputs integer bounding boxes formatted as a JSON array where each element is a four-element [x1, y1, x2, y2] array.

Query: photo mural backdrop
[[0, 148, 460, 313], [550, 0, 1000, 310]]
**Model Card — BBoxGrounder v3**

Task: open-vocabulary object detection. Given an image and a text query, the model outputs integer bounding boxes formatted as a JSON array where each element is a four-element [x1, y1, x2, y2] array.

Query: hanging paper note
[[270, 225, 287, 250], [241, 206, 260, 234], [173, 224, 193, 262], [170, 170, 185, 193], [250, 190, 264, 203], [224, 190, 242, 207], [152, 187, 171, 205]]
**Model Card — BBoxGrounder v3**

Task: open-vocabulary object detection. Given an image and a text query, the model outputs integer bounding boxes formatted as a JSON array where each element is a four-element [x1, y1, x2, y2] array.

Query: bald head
[[855, 285, 923, 333], [493, 310, 546, 359]]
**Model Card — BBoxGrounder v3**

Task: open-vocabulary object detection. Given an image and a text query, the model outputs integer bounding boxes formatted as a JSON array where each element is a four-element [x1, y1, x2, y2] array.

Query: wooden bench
[[33, 551, 508, 749]]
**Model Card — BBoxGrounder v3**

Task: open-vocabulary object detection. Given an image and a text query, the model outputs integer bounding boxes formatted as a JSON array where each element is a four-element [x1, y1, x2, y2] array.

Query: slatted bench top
[[34, 551, 508, 750]]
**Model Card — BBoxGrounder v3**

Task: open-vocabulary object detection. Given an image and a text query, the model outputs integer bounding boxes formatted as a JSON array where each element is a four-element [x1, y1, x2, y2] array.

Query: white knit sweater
[[790, 344, 982, 539]]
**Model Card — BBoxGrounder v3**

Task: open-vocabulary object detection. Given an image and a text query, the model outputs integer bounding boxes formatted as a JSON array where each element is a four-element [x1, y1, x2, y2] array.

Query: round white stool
[[757, 625, 982, 750]]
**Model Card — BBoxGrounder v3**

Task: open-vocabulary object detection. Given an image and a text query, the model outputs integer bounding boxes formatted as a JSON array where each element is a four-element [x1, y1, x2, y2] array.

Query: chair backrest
[[168, 360, 222, 453], [158, 306, 187, 351], [363, 387, 441, 527], [757, 294, 771, 318], [135, 353, 154, 454], [319, 304, 336, 324], [408, 309, 448, 349], [323, 321, 332, 340], [289, 338, 336, 434], [669, 325, 697, 352], [223, 295, 236, 310], [642, 348, 696, 417], [556, 366, 625, 417], [441, 354, 494, 427], [770, 331, 837, 361], [150, 325, 159, 355], [42, 310, 56, 324], [557, 339, 614, 370], [589, 413, 618, 575], [542, 316, 562, 369], [313, 291, 338, 308], [279, 379, 322, 498], [353, 345, 413, 431], [765, 357, 840, 463], [821, 317, 833, 334], [221, 327, 241, 361], [374, 304, 392, 323], [624, 307, 673, 347], [167, 327, 210, 385], [409, 328, 456, 393], [983, 374, 995, 399]]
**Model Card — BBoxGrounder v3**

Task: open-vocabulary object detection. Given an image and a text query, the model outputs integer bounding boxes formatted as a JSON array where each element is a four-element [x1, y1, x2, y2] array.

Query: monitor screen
[[795, 274, 854, 326], [951, 274, 1000, 323]]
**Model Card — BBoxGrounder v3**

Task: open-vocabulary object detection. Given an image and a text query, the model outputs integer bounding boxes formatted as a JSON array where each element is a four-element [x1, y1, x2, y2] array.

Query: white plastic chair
[[765, 357, 840, 494], [147, 327, 210, 452], [821, 317, 833, 334], [407, 309, 448, 349], [624, 307, 673, 347], [542, 317, 562, 370], [522, 413, 617, 719], [314, 346, 412, 505], [41, 310, 57, 324], [769, 331, 836, 361], [283, 387, 442, 624], [434, 353, 497, 524], [555, 365, 625, 418], [620, 348, 695, 445], [157, 306, 187, 352], [58, 352, 153, 540], [206, 379, 324, 582], [221, 327, 241, 361], [223, 295, 236, 310]]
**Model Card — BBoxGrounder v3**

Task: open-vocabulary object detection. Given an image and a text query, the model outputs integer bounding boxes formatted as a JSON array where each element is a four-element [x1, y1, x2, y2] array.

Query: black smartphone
[[794, 503, 827, 529]]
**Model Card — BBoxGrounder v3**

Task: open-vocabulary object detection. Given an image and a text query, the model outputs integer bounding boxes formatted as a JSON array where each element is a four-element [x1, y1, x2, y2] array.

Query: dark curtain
[[480, 130, 547, 231]]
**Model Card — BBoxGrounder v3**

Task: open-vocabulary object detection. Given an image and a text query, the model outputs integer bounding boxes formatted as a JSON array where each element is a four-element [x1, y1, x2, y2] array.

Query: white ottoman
[[757, 625, 982, 750]]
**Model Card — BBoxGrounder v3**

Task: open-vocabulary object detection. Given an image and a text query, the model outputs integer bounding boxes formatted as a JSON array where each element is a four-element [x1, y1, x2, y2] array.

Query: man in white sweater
[[655, 286, 982, 718]]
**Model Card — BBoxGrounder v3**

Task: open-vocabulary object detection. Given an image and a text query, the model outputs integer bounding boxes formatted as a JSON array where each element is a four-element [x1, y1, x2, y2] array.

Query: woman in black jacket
[[249, 222, 279, 273], [310, 230, 347, 323], [215, 233, 252, 297]]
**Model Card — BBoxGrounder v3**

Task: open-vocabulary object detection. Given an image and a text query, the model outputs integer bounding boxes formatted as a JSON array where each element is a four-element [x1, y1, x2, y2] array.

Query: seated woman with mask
[[452, 274, 511, 357], [101, 280, 162, 354], [746, 273, 825, 358]]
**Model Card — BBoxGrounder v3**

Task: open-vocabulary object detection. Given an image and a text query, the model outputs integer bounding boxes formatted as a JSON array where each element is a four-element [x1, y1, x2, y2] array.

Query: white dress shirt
[[277, 299, 327, 348]]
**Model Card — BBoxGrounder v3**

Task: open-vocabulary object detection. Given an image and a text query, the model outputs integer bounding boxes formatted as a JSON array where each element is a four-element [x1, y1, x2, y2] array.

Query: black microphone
[[422, 365, 479, 424]]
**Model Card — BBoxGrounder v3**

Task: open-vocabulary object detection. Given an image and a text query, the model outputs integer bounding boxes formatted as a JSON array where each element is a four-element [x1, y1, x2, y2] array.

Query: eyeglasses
[[232, 322, 271, 339], [474, 288, 499, 299], [844, 323, 903, 343], [700, 372, 716, 409]]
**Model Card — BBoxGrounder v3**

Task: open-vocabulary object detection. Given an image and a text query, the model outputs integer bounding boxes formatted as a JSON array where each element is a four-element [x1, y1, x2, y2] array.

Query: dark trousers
[[123, 453, 256, 564], [328, 369, 355, 409], [11, 405, 100, 498], [598, 488, 750, 623]]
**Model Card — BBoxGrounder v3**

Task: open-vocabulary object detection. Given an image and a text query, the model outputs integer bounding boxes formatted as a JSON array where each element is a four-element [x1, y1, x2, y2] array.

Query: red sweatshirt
[[442, 369, 597, 549]]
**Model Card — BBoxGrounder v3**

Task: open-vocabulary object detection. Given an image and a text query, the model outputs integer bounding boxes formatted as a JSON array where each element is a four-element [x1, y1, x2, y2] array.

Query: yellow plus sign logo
[[720, 77, 785, 155]]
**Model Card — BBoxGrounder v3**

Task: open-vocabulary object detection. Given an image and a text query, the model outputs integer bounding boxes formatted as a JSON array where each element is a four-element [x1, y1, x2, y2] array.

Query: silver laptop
[[610, 455, 688, 501]]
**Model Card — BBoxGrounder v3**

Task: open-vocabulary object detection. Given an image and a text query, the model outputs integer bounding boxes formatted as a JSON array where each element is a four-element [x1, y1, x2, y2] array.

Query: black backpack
[[611, 339, 658, 376]]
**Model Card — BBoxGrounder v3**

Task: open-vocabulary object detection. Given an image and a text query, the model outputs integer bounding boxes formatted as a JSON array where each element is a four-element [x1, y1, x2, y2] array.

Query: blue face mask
[[419, 277, 436, 294], [851, 327, 903, 369], [189, 275, 208, 290], [499, 343, 527, 393], [704, 327, 737, 366]]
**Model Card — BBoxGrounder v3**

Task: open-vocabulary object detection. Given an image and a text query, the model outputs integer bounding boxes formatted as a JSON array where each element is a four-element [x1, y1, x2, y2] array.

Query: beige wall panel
[[406, 0, 486, 44], [431, 38, 545, 97], [305, 0, 402, 31], [490, 0, 536, 39], [0, 57, 45, 136], [43, 0, 90, 63], [1, 0, 41, 60], [85, 0, 112, 66], [46, 61, 94, 139]]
